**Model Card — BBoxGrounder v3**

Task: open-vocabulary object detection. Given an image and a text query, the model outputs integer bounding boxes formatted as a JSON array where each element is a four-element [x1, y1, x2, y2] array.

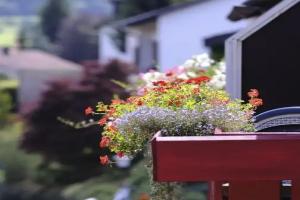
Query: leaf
[[111, 79, 130, 89]]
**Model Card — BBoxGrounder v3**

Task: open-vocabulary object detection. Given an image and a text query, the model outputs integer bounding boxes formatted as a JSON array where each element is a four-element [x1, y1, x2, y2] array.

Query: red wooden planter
[[151, 132, 300, 200]]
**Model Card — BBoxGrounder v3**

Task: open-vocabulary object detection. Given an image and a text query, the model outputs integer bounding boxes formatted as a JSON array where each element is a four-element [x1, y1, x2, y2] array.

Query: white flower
[[218, 61, 226, 73], [209, 73, 226, 89], [183, 59, 195, 68], [177, 73, 189, 80], [186, 71, 198, 78], [193, 53, 214, 68], [141, 71, 166, 88]]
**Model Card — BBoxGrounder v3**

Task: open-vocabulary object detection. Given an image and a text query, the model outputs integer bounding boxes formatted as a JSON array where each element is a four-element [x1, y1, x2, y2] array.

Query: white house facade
[[99, 0, 247, 72]]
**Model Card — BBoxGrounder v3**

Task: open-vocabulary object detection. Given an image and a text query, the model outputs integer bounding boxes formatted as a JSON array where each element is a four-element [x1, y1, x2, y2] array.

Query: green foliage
[[40, 0, 69, 42], [62, 160, 150, 200], [0, 91, 12, 126], [20, 60, 136, 184], [57, 15, 99, 63]]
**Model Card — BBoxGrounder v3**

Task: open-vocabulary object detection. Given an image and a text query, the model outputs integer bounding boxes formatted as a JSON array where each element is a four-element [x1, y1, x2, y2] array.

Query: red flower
[[248, 89, 259, 98], [166, 72, 173, 77], [152, 81, 167, 86], [99, 155, 109, 165], [98, 117, 107, 126], [107, 108, 116, 117], [99, 136, 110, 148], [117, 152, 124, 158], [186, 76, 210, 84], [85, 106, 93, 115], [136, 99, 144, 106], [153, 87, 166, 93], [249, 98, 263, 107]]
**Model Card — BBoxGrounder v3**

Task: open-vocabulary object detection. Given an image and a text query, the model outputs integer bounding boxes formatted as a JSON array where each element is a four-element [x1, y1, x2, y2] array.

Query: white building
[[99, 0, 247, 72]]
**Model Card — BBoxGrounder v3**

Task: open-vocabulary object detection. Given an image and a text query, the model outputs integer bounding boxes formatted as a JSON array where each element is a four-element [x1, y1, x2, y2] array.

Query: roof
[[111, 0, 206, 28], [227, 0, 299, 43], [225, 0, 300, 99], [228, 0, 282, 21], [0, 49, 82, 71]]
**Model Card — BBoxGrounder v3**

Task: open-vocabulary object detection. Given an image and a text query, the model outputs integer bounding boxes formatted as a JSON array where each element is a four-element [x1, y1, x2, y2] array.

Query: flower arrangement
[[89, 79, 261, 163], [85, 54, 262, 199]]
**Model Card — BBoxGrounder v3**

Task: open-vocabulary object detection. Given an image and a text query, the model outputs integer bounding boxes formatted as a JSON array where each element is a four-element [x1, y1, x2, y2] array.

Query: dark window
[[111, 29, 127, 53]]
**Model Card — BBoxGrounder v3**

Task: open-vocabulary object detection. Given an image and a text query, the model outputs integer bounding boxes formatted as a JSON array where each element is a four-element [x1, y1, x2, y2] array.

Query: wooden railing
[[151, 132, 300, 199]]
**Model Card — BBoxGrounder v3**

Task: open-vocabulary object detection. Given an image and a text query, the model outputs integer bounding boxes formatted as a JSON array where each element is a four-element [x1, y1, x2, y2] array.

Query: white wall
[[157, 0, 247, 71], [99, 26, 138, 64]]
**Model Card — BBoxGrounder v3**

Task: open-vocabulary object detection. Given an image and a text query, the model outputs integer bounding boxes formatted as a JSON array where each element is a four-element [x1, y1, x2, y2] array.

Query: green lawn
[[0, 79, 19, 90], [0, 121, 42, 183]]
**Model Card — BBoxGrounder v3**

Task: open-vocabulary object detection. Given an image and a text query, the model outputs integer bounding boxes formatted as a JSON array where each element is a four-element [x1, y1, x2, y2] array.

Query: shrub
[[20, 60, 136, 184]]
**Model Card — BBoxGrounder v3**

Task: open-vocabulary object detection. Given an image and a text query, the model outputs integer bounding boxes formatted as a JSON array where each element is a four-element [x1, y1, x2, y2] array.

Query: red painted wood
[[229, 181, 280, 200], [292, 180, 300, 199], [208, 181, 223, 200], [151, 132, 300, 181]]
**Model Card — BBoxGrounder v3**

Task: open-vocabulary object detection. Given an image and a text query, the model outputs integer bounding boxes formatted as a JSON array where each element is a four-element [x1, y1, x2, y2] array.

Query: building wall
[[157, 0, 247, 71]]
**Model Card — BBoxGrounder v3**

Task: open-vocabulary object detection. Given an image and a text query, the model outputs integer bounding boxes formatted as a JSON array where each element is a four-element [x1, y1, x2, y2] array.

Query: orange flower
[[107, 122, 117, 132], [248, 89, 259, 98], [127, 96, 137, 103], [168, 100, 182, 107], [112, 99, 125, 105], [84, 106, 93, 115], [99, 155, 109, 165], [249, 98, 263, 107], [116, 152, 124, 158], [98, 117, 107, 126], [138, 193, 150, 200], [107, 108, 116, 117], [192, 87, 200, 94], [99, 136, 110, 148]]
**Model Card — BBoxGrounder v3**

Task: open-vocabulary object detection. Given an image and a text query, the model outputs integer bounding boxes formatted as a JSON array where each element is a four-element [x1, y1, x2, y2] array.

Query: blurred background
[[0, 0, 280, 199]]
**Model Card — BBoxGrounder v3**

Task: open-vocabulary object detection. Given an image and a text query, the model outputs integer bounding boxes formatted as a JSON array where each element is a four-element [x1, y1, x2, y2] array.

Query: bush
[[20, 60, 136, 184]]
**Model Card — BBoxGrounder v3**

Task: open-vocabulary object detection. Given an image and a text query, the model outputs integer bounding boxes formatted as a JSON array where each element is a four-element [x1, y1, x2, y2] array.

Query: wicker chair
[[255, 107, 300, 132]]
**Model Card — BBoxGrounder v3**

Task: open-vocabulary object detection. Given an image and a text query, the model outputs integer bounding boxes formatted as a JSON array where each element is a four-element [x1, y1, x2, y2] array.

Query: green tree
[[40, 0, 69, 43], [0, 91, 11, 126], [20, 60, 136, 184]]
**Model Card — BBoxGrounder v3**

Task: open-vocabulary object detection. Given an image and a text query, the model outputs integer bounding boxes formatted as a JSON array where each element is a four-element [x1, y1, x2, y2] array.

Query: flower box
[[151, 131, 300, 182]]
